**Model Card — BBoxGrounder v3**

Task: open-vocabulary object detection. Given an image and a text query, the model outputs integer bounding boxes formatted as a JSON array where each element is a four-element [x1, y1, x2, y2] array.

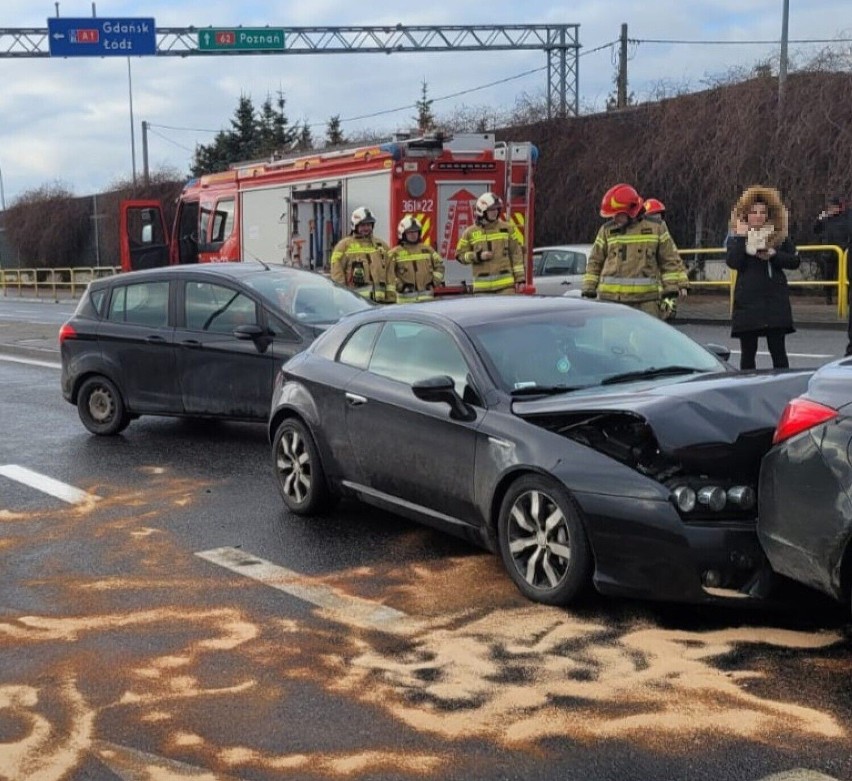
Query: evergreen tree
[[296, 122, 314, 151], [191, 92, 297, 176], [326, 114, 345, 146], [415, 80, 436, 133]]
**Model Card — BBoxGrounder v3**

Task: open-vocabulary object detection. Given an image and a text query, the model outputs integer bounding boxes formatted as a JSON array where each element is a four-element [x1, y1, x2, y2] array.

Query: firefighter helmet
[[599, 183, 644, 219], [350, 206, 376, 232], [643, 197, 666, 216], [475, 192, 502, 220], [397, 215, 422, 242]]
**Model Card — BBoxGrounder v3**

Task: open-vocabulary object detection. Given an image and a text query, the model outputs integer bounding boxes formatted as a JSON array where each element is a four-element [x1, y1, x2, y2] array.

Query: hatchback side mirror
[[412, 375, 476, 421]]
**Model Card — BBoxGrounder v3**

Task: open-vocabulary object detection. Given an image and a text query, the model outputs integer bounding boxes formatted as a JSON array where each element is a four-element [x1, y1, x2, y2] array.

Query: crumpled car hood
[[513, 370, 813, 475]]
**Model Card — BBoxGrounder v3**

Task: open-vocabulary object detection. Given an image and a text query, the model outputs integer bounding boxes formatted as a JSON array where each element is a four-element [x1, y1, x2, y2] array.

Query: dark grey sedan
[[758, 356, 852, 608], [268, 296, 812, 607], [60, 262, 371, 434]]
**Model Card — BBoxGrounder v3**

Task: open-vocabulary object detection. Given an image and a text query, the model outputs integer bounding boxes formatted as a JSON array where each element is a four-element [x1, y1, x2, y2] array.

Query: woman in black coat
[[725, 185, 800, 369]]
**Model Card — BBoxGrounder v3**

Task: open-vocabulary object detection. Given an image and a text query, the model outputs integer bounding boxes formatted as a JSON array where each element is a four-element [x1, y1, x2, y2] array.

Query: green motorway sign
[[198, 28, 285, 52]]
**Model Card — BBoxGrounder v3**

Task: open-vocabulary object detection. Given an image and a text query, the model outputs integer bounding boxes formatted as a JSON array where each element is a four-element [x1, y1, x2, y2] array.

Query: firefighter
[[387, 216, 445, 303], [641, 197, 666, 223], [581, 184, 689, 318], [455, 192, 525, 294], [638, 196, 690, 319], [330, 207, 392, 302]]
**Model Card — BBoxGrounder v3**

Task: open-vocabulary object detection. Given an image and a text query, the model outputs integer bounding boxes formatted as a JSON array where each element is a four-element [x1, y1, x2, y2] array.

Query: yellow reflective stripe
[[598, 283, 659, 294], [582, 273, 600, 284], [393, 253, 434, 262], [607, 235, 661, 245], [661, 272, 685, 282], [433, 272, 445, 281], [594, 236, 605, 248], [395, 292, 418, 303], [465, 229, 511, 241], [473, 274, 515, 290]]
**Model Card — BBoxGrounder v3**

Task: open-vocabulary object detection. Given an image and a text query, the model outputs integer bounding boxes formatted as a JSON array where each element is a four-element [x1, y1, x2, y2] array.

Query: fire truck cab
[[120, 132, 537, 291]]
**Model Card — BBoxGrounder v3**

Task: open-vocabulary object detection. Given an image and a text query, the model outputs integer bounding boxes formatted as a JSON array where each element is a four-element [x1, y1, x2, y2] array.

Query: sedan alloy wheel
[[273, 418, 331, 515], [498, 475, 591, 605]]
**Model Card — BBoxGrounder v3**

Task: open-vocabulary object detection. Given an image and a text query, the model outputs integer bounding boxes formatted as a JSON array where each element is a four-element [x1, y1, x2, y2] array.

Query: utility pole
[[617, 23, 628, 109], [778, 0, 790, 112], [128, 59, 137, 186], [142, 120, 149, 186]]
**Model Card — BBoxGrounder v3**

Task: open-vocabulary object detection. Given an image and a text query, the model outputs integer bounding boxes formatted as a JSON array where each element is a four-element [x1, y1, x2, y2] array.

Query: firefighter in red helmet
[[582, 184, 689, 318], [641, 197, 666, 222]]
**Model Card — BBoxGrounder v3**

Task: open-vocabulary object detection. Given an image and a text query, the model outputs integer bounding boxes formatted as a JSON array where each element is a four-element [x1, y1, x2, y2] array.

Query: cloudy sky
[[0, 0, 849, 203]]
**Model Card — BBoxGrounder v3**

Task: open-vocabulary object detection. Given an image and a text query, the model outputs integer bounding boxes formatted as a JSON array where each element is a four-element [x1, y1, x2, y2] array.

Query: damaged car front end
[[510, 371, 812, 604]]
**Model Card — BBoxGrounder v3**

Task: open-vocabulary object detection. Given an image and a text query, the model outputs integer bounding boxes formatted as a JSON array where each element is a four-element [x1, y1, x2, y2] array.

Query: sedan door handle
[[180, 339, 202, 349], [345, 392, 367, 407], [145, 335, 168, 344], [561, 280, 571, 286]]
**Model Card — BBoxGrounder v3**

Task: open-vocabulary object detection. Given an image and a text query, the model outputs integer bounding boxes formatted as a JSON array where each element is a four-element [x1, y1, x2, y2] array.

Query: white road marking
[[758, 771, 842, 781], [94, 739, 246, 780], [196, 546, 409, 629], [0, 464, 99, 505], [728, 350, 834, 359], [0, 353, 61, 369]]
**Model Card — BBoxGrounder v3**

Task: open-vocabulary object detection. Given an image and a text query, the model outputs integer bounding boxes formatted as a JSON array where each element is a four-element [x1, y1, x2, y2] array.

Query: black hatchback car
[[60, 262, 371, 435], [268, 296, 812, 608]]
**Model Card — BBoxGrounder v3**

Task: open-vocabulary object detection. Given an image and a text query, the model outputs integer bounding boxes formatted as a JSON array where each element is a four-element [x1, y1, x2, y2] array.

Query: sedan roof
[[351, 294, 605, 328]]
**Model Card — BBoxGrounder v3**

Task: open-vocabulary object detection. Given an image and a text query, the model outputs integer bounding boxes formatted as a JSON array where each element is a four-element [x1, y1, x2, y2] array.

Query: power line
[[146, 126, 196, 153], [146, 41, 619, 139], [634, 36, 852, 45]]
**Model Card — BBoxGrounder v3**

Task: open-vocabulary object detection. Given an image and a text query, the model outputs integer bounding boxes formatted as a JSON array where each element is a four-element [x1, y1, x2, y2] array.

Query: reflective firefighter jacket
[[455, 218, 525, 294], [387, 242, 445, 303], [330, 235, 393, 302], [582, 218, 689, 304]]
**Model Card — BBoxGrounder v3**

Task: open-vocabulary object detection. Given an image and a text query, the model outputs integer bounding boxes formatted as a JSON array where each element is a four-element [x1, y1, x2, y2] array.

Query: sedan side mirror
[[705, 343, 732, 362], [412, 375, 476, 421]]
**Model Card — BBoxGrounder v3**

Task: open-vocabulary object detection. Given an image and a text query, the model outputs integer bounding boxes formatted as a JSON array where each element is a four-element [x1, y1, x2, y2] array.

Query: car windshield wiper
[[600, 365, 704, 386], [510, 384, 589, 397]]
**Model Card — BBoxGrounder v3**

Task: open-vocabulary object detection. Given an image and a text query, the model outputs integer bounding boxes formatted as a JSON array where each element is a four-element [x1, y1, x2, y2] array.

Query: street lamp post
[[0, 165, 6, 211]]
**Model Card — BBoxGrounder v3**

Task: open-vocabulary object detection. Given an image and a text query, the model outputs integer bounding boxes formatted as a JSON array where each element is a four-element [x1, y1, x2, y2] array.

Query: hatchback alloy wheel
[[497, 474, 591, 605]]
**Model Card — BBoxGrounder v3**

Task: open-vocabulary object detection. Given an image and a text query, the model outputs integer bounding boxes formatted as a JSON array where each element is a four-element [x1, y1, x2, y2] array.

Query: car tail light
[[772, 398, 838, 444], [58, 323, 77, 343]]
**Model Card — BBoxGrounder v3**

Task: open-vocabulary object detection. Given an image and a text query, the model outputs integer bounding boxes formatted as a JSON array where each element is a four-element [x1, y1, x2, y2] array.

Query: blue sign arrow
[[47, 17, 157, 57]]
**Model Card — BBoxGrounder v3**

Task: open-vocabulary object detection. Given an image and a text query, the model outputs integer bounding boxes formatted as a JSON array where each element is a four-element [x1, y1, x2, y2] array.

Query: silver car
[[532, 244, 592, 296]]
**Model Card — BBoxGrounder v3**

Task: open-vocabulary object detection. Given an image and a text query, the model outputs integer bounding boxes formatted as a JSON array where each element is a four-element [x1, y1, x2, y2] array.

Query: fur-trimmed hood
[[729, 185, 789, 248]]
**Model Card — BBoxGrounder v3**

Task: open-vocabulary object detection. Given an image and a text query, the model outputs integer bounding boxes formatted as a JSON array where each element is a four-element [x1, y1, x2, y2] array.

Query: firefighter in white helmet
[[455, 192, 525, 294], [330, 206, 392, 302], [386, 216, 445, 303]]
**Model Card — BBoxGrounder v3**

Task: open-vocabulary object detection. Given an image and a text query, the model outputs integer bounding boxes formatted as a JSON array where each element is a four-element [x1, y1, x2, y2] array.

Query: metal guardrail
[[0, 266, 121, 301], [0, 245, 848, 318], [678, 245, 849, 319]]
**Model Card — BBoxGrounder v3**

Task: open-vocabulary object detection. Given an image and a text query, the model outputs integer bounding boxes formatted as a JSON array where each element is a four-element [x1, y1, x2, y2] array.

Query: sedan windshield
[[469, 306, 725, 393], [245, 270, 372, 325]]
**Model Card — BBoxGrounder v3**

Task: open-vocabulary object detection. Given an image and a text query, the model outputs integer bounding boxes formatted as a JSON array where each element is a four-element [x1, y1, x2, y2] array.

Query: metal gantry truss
[[0, 23, 580, 117]]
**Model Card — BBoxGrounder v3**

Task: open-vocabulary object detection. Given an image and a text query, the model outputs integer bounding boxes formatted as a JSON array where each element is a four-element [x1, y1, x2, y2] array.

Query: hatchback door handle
[[345, 392, 367, 406], [180, 339, 202, 349]]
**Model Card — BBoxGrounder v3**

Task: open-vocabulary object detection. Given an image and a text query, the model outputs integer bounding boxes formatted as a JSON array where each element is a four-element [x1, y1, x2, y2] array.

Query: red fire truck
[[120, 132, 537, 291]]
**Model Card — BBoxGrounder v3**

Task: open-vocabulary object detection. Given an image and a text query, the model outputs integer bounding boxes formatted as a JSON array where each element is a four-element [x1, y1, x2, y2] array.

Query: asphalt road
[[0, 298, 850, 781]]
